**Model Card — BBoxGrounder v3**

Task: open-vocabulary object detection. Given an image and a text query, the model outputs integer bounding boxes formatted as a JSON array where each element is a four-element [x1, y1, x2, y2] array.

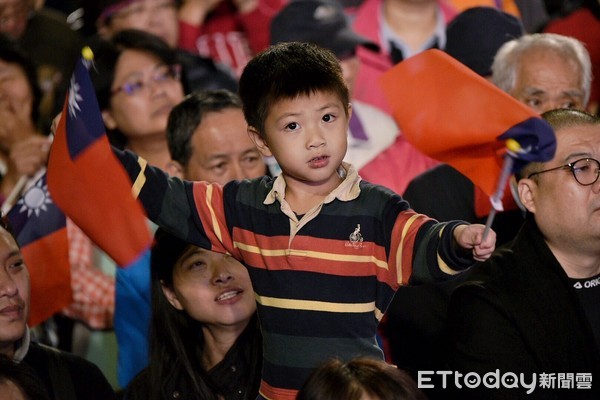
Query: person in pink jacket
[[352, 0, 457, 113]]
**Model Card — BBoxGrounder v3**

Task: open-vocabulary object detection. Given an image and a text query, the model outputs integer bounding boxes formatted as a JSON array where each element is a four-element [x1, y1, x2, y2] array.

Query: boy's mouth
[[308, 155, 329, 168]]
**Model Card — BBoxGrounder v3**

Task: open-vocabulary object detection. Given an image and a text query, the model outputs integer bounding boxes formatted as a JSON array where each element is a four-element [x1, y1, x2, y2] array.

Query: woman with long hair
[[125, 229, 262, 400]]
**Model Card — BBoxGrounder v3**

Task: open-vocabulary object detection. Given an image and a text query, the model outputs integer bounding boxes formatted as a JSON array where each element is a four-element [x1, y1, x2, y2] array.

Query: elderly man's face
[[0, 225, 29, 358], [511, 48, 585, 114]]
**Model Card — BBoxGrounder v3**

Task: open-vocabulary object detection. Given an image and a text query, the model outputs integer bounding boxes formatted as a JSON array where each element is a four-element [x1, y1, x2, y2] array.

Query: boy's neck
[[283, 171, 344, 215]]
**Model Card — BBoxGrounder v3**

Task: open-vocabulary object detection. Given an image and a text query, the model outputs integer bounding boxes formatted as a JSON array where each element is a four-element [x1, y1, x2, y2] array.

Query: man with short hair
[[447, 109, 600, 399], [404, 33, 592, 244], [0, 218, 116, 400], [165, 89, 268, 182]]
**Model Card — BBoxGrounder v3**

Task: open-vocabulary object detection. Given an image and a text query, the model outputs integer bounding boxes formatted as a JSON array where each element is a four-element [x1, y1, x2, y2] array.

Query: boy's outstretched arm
[[114, 148, 212, 249], [452, 224, 496, 262]]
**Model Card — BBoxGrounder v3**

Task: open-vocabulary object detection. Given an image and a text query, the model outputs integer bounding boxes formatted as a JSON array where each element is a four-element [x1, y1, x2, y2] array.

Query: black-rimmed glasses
[[527, 158, 600, 186]]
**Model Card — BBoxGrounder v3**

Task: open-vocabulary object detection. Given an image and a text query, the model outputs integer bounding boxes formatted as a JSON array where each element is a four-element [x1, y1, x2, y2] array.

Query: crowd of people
[[0, 0, 598, 399]]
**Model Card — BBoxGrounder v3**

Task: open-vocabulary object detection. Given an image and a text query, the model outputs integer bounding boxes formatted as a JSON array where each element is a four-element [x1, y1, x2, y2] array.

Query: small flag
[[6, 173, 71, 326], [379, 49, 556, 199], [47, 48, 152, 267]]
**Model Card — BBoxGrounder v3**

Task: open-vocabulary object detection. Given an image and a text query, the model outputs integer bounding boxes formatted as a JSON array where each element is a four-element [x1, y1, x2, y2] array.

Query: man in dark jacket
[[0, 217, 116, 400], [447, 109, 600, 399]]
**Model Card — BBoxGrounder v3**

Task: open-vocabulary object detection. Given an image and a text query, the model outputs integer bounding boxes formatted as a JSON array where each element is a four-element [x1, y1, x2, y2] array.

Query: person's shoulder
[[357, 180, 412, 212], [123, 368, 151, 400], [29, 342, 116, 399], [407, 164, 470, 189], [453, 246, 520, 295], [223, 175, 275, 202]]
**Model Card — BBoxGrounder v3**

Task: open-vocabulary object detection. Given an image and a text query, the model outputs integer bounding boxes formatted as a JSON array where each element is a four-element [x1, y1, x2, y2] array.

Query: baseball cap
[[270, 0, 379, 58], [445, 7, 524, 77]]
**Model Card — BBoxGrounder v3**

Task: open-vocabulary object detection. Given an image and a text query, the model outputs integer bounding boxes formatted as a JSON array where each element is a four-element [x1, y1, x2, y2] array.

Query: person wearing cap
[[270, 0, 438, 195]]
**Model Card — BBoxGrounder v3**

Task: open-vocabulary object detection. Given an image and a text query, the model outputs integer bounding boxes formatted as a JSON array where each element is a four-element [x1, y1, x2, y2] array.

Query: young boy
[[115, 42, 495, 400]]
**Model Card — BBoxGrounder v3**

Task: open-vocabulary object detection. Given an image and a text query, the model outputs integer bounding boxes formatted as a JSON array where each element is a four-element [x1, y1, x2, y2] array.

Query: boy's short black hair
[[238, 42, 349, 137], [167, 89, 242, 166]]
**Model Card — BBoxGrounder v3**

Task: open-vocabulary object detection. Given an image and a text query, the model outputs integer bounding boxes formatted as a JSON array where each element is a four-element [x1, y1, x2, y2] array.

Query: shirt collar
[[264, 162, 361, 205], [380, 3, 446, 59]]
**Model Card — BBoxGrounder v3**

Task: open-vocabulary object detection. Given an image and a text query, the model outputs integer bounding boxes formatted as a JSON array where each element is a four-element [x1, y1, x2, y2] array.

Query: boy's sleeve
[[410, 220, 474, 284], [382, 191, 473, 286], [114, 148, 212, 249]]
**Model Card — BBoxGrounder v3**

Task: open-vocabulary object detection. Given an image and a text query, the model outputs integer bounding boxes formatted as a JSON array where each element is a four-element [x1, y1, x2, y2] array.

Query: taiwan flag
[[47, 49, 152, 267], [380, 49, 556, 205], [6, 173, 71, 326]]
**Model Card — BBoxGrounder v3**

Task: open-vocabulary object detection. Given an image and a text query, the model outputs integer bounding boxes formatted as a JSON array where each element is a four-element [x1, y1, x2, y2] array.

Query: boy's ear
[[517, 178, 537, 214], [102, 110, 118, 130], [248, 126, 272, 157], [347, 102, 353, 119], [165, 160, 184, 179], [160, 281, 184, 311]]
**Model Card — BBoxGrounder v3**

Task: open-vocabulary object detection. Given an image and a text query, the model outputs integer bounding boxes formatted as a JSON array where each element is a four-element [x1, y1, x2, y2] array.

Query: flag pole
[[482, 139, 521, 242], [0, 175, 28, 217]]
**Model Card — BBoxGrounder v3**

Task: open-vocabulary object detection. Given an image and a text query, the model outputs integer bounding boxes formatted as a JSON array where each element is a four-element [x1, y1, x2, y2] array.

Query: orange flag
[[380, 49, 555, 198]]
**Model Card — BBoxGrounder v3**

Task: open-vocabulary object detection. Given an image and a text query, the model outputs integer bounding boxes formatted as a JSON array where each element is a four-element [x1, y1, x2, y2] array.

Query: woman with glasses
[[89, 28, 185, 170], [89, 28, 186, 387]]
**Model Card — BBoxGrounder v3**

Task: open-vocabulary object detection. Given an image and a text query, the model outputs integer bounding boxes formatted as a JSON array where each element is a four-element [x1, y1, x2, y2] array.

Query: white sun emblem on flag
[[68, 75, 83, 118], [16, 179, 53, 218]]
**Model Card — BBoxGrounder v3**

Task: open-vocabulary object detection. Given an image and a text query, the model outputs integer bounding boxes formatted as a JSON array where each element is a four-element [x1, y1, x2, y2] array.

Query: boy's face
[[250, 91, 350, 192]]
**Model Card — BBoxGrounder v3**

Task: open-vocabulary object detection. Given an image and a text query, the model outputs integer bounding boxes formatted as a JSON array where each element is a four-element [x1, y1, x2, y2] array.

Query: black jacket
[[23, 341, 116, 400], [448, 217, 600, 399]]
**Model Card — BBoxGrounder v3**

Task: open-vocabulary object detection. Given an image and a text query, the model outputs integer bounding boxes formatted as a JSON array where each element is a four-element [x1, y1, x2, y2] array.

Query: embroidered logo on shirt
[[346, 224, 364, 249]]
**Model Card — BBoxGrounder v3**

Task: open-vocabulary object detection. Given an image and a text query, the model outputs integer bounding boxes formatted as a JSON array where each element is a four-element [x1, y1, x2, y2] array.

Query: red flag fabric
[[47, 51, 151, 267], [379, 49, 556, 198], [6, 174, 71, 326]]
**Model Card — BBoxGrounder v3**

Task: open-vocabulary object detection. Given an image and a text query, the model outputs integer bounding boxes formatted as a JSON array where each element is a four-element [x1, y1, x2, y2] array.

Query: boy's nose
[[306, 129, 326, 149]]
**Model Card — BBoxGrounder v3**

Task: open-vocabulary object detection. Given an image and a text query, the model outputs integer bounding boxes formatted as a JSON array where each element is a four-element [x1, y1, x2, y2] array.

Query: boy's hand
[[453, 224, 496, 262]]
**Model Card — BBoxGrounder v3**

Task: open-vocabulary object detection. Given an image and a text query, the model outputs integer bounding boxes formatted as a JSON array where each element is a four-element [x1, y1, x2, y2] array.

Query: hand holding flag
[[379, 49, 556, 224], [47, 48, 152, 267]]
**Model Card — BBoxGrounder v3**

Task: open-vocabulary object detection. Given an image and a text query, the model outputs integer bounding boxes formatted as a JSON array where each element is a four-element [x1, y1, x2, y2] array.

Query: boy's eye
[[285, 122, 299, 130], [322, 114, 335, 122]]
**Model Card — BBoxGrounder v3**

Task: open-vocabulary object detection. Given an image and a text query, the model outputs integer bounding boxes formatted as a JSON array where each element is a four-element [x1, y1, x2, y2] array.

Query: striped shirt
[[118, 150, 472, 400]]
